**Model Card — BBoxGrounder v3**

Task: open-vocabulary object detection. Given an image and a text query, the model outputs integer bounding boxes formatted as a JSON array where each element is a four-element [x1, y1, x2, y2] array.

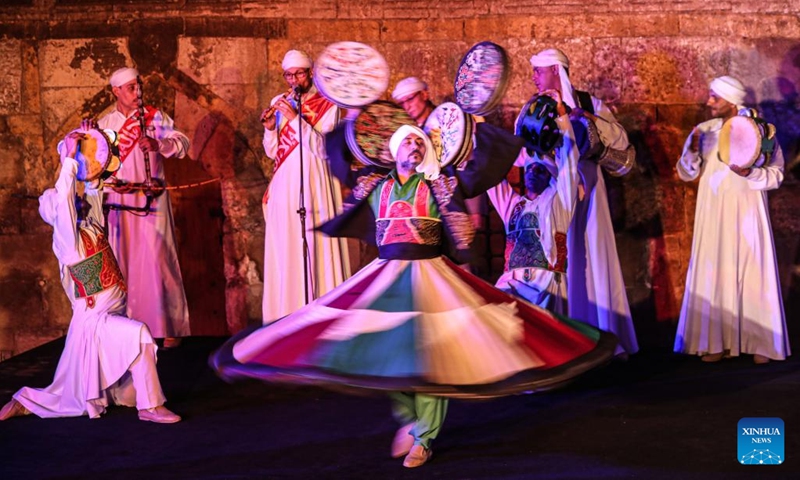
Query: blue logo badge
[[738, 417, 784, 465]]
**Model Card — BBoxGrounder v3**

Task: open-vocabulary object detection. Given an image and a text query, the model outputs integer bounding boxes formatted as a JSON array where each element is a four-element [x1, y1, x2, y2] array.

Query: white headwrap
[[529, 48, 576, 108], [389, 124, 440, 180], [391, 77, 428, 101], [282, 50, 313, 71], [710, 76, 746, 108], [109, 67, 138, 88]]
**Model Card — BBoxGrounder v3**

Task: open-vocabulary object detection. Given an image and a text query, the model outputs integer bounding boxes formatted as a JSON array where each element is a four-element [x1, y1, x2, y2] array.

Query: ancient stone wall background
[[1, 0, 798, 359]]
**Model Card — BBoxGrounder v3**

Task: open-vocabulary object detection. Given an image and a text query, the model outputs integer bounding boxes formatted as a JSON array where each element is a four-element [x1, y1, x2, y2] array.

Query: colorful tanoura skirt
[[212, 256, 617, 399]]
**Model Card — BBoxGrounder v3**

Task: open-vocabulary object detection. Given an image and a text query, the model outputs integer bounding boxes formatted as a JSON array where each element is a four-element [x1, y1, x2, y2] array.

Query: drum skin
[[346, 101, 415, 168], [718, 115, 776, 169], [454, 41, 509, 116], [314, 42, 390, 108], [423, 102, 474, 167], [69, 128, 120, 182]]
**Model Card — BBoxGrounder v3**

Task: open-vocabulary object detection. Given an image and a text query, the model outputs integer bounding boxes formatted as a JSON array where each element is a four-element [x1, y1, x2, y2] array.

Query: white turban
[[710, 76, 746, 108], [282, 50, 312, 71], [389, 124, 440, 180], [109, 67, 138, 88], [391, 77, 428, 101], [529, 48, 576, 109]]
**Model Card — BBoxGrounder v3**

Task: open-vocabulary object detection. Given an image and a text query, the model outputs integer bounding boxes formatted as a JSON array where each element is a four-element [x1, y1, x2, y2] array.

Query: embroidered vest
[[68, 229, 126, 308], [374, 178, 442, 247], [505, 199, 567, 274]]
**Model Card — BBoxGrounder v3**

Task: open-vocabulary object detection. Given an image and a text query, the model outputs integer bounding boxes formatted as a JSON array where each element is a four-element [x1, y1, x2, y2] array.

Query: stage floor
[[1, 336, 798, 479]]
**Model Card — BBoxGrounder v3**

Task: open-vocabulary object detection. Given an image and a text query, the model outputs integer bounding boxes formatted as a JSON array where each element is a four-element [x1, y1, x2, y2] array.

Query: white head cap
[[282, 50, 313, 71], [389, 124, 440, 180], [529, 48, 576, 108], [710, 76, 746, 107], [391, 77, 428, 101], [109, 67, 139, 88]]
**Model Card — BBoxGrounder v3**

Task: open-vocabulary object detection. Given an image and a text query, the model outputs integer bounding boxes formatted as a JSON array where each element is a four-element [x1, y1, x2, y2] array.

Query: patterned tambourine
[[314, 42, 390, 108], [346, 101, 416, 168], [718, 114, 777, 169], [454, 41, 509, 116], [423, 102, 474, 167], [515, 95, 562, 156], [70, 128, 121, 182]]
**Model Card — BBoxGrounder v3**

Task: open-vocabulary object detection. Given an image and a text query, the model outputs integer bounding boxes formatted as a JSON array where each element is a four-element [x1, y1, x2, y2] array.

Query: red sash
[[274, 93, 335, 172], [68, 229, 126, 308], [117, 106, 158, 165]]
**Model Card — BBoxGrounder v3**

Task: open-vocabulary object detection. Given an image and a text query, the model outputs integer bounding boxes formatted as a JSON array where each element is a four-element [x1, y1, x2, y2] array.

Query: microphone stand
[[294, 86, 311, 305]]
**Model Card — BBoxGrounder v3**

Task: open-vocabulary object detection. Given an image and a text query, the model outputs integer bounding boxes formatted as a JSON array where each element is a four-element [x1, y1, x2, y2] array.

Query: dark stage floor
[[1, 336, 798, 479]]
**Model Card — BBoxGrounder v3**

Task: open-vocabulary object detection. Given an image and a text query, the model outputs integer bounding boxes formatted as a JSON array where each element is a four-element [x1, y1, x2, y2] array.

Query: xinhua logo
[[738, 418, 784, 465]]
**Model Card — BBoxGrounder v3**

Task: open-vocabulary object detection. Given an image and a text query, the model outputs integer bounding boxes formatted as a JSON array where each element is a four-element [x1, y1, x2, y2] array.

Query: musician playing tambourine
[[0, 120, 181, 424], [674, 76, 790, 365], [523, 48, 639, 358]]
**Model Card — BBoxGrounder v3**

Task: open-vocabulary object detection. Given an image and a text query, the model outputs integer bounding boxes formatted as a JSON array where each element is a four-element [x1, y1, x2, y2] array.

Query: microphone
[[292, 85, 302, 101]]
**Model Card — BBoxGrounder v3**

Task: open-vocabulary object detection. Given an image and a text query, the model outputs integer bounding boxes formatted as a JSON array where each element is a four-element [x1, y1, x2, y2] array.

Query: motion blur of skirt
[[211, 256, 617, 399]]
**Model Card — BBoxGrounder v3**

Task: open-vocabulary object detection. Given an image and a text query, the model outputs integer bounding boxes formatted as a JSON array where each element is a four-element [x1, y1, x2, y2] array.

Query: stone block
[[381, 19, 464, 43], [679, 14, 800, 39], [288, 20, 381, 43], [383, 41, 470, 104], [619, 37, 733, 104], [464, 17, 535, 43], [178, 37, 268, 89], [0, 39, 22, 115], [38, 38, 130, 89], [242, 0, 336, 19]]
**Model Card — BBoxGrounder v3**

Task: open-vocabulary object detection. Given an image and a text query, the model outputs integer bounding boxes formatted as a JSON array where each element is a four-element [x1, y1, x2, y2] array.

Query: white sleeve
[[486, 180, 520, 226], [592, 97, 629, 151], [676, 130, 702, 182], [554, 115, 580, 217], [746, 142, 784, 191], [50, 157, 81, 266], [153, 110, 190, 159]]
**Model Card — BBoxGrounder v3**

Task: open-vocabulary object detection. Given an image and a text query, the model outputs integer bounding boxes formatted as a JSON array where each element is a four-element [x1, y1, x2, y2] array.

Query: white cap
[[282, 50, 312, 71], [109, 67, 139, 87], [710, 76, 746, 107], [391, 77, 428, 101]]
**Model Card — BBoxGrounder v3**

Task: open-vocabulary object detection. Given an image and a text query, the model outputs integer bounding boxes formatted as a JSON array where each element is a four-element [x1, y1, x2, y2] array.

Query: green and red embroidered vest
[[68, 229, 126, 308]]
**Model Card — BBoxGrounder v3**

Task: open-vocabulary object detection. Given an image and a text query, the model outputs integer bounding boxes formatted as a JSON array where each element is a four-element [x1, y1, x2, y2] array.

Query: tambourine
[[454, 41, 509, 116], [515, 95, 563, 156], [345, 101, 415, 168], [718, 114, 776, 169], [67, 128, 122, 182], [314, 42, 390, 108], [422, 102, 475, 167]]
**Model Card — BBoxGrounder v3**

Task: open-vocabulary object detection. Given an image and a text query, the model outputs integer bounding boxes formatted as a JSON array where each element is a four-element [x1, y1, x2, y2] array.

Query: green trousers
[[389, 392, 448, 449]]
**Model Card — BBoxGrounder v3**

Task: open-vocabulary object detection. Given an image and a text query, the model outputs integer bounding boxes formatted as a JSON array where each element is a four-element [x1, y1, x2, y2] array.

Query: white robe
[[98, 108, 190, 338], [261, 88, 350, 323], [13, 158, 164, 418], [489, 115, 579, 315], [673, 118, 790, 360], [566, 94, 639, 355]]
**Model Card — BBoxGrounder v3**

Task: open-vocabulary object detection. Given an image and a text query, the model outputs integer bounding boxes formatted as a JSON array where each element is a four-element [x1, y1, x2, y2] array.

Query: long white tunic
[[261, 88, 350, 323], [673, 118, 790, 360], [98, 108, 190, 338], [489, 115, 579, 315], [13, 157, 163, 418], [566, 94, 639, 355]]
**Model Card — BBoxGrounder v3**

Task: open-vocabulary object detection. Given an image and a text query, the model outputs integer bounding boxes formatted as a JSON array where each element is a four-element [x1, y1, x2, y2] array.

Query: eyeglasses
[[283, 69, 309, 80], [398, 91, 422, 106]]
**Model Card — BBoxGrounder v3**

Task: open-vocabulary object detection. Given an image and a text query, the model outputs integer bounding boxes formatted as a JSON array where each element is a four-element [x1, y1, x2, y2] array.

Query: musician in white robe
[[259, 50, 350, 324], [488, 90, 580, 314], [98, 67, 190, 346], [0, 128, 180, 423], [674, 76, 790, 364], [528, 48, 639, 357]]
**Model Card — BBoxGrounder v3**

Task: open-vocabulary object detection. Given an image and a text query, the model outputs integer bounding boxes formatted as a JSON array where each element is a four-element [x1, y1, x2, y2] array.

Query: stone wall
[[1, 0, 798, 359]]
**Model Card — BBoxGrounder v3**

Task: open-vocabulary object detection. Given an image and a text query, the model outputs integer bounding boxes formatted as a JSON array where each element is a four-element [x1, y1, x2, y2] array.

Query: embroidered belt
[[68, 246, 126, 308]]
